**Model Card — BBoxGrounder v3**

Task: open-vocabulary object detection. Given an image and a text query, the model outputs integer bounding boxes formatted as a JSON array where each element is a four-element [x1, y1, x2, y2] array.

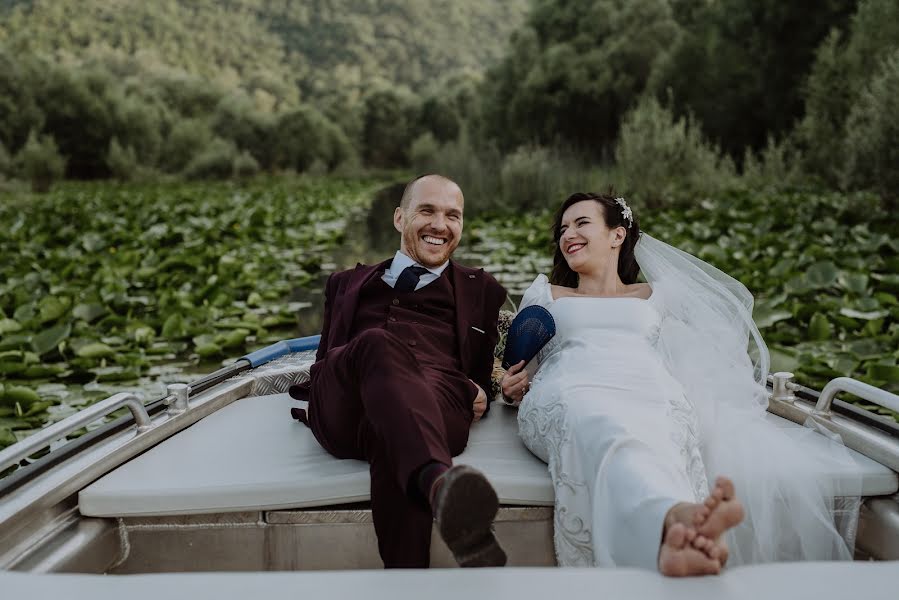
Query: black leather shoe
[[433, 465, 507, 567]]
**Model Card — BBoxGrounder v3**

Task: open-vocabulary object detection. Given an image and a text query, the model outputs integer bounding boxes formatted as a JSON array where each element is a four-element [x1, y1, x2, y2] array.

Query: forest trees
[[0, 0, 897, 204]]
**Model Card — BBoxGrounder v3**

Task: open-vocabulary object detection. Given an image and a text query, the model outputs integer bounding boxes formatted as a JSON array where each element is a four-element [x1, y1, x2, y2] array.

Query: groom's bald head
[[400, 174, 463, 210]]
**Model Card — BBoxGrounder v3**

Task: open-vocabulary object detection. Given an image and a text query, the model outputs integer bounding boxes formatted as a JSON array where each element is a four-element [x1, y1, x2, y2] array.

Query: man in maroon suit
[[289, 174, 508, 568]]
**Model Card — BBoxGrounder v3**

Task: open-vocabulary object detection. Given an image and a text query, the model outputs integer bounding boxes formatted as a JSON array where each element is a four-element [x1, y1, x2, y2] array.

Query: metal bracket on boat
[[0, 392, 153, 474], [813, 377, 899, 419], [769, 371, 800, 404], [163, 383, 190, 415]]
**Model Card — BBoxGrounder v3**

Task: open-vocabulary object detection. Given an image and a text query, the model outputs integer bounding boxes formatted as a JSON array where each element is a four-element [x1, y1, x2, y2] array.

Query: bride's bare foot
[[658, 522, 721, 576], [693, 476, 745, 565]]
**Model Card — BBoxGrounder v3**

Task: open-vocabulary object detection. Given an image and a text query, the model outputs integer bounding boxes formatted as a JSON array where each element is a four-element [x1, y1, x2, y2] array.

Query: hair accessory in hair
[[615, 197, 633, 228]]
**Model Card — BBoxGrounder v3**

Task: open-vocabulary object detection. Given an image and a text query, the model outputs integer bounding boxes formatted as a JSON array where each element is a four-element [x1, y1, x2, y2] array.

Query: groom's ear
[[393, 206, 404, 233]]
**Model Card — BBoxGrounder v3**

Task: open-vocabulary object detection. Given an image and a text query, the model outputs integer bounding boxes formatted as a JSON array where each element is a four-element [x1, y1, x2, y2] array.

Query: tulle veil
[[635, 232, 859, 564]]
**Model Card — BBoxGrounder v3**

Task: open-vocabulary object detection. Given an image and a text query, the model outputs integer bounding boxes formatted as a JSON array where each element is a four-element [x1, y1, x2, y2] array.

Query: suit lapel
[[331, 260, 389, 346]]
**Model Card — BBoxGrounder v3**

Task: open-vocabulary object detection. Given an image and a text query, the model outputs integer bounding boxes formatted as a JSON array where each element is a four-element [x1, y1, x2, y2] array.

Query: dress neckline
[[552, 294, 651, 302]]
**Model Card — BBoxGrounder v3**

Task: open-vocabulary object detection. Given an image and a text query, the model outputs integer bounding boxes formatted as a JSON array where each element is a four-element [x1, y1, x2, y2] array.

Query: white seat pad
[[2, 562, 898, 600], [78, 394, 552, 517], [78, 394, 897, 517]]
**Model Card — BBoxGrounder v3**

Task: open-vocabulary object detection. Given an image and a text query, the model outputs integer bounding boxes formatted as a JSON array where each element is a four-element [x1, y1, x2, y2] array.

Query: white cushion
[[78, 394, 897, 517], [79, 394, 551, 517], [2, 562, 898, 600]]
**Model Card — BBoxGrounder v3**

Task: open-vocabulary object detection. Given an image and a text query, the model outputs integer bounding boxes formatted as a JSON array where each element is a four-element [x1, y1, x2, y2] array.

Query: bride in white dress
[[502, 192, 858, 576]]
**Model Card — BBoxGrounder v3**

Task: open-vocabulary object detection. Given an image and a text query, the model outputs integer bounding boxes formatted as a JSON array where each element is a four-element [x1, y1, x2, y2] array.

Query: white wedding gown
[[516, 274, 856, 569]]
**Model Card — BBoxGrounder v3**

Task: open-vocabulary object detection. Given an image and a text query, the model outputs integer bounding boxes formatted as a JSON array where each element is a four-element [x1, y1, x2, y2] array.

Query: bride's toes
[[692, 535, 721, 561], [659, 523, 721, 577], [694, 505, 710, 527], [715, 476, 736, 501], [697, 478, 745, 541]]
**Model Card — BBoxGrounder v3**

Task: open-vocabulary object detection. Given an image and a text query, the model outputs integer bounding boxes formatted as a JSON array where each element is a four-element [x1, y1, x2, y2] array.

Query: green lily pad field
[[0, 176, 389, 448], [1, 182, 897, 452]]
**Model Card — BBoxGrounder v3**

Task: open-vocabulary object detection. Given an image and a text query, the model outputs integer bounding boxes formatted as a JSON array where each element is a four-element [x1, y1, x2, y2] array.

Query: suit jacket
[[294, 259, 507, 415]]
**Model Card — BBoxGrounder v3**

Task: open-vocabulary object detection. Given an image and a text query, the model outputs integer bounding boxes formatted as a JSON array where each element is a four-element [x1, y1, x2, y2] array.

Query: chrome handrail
[[814, 377, 899, 417], [0, 392, 152, 474]]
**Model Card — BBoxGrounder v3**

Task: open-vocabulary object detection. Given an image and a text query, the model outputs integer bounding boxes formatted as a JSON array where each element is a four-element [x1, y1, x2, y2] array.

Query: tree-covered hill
[[0, 0, 529, 108]]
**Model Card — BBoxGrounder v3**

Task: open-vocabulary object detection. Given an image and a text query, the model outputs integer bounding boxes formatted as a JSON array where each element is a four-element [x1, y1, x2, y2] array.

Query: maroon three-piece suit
[[289, 259, 507, 567]]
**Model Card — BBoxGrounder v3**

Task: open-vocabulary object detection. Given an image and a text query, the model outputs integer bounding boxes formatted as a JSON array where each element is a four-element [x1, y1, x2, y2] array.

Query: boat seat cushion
[[78, 394, 898, 517], [79, 393, 552, 516]]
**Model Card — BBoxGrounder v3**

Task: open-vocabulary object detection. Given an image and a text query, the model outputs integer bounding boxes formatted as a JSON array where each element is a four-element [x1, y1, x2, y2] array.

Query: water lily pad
[[866, 364, 899, 383], [93, 366, 142, 382], [38, 296, 69, 324], [807, 313, 832, 341], [162, 313, 188, 339], [73, 303, 108, 323], [872, 273, 899, 292], [31, 322, 72, 356], [838, 272, 869, 295], [769, 346, 800, 373], [195, 342, 223, 357], [805, 261, 839, 289], [0, 362, 26, 375], [0, 386, 41, 409], [0, 318, 22, 335], [753, 305, 793, 329], [0, 332, 31, 352], [21, 364, 67, 378], [0, 427, 16, 449], [75, 342, 116, 359], [839, 308, 889, 320]]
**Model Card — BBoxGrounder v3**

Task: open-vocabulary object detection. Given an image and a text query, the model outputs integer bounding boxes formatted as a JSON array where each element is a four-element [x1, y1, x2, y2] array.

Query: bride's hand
[[501, 360, 530, 404]]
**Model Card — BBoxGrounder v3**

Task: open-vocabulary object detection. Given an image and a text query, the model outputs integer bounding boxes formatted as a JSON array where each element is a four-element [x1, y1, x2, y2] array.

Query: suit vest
[[350, 270, 472, 406]]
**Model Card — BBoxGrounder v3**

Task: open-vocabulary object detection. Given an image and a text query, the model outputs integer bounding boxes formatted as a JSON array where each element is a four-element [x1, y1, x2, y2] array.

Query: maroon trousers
[[307, 328, 472, 567]]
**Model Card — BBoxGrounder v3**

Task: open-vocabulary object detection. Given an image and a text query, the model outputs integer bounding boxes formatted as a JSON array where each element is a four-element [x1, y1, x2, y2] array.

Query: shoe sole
[[436, 466, 507, 568]]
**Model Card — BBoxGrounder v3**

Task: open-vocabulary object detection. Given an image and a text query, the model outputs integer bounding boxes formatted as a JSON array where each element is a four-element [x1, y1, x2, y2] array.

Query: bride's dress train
[[516, 273, 857, 569]]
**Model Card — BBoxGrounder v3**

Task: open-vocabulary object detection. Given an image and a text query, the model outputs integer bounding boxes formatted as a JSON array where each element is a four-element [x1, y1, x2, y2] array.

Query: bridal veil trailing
[[634, 232, 859, 564]]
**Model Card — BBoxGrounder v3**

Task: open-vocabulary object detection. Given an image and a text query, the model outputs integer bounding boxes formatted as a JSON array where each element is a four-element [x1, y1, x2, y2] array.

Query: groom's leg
[[308, 329, 462, 567], [308, 328, 454, 477], [364, 422, 434, 567]]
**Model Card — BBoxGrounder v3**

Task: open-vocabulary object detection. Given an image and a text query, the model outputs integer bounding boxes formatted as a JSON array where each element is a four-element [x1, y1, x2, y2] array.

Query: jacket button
[[389, 316, 397, 322], [392, 298, 399, 306], [468, 274, 475, 279], [408, 340, 417, 347]]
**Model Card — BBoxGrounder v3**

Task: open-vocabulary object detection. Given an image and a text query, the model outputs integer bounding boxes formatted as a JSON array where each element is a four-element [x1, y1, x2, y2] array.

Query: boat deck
[[3, 562, 898, 600]]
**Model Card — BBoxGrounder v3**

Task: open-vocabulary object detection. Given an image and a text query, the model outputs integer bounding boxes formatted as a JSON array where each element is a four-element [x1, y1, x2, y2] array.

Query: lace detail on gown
[[516, 274, 709, 567]]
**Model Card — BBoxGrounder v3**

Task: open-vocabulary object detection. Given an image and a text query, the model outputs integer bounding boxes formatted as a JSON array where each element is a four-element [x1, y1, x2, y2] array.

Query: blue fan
[[502, 305, 556, 370]]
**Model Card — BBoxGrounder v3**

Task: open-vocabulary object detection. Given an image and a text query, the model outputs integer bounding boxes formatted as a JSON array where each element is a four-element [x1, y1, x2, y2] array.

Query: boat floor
[[3, 562, 898, 600], [79, 393, 898, 518]]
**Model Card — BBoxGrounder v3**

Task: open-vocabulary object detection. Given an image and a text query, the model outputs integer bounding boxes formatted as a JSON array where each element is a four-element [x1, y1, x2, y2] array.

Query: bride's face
[[558, 201, 624, 273]]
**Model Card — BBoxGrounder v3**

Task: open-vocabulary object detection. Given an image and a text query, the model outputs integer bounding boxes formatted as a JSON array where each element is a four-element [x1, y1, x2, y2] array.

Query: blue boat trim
[[242, 335, 321, 367]]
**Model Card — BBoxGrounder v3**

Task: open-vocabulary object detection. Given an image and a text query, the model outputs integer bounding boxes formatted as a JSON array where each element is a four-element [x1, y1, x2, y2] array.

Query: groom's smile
[[394, 175, 464, 268]]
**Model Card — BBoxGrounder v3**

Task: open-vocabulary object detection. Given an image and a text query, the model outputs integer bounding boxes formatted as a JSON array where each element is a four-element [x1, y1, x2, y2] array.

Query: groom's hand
[[470, 381, 487, 422], [501, 360, 530, 405]]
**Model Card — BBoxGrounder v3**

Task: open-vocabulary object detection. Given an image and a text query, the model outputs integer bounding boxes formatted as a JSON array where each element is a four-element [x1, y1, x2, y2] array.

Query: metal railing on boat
[[0, 335, 320, 494]]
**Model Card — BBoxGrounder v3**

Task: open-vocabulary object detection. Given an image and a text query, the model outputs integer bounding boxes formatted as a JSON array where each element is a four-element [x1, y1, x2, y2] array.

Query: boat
[[1, 333, 898, 597]]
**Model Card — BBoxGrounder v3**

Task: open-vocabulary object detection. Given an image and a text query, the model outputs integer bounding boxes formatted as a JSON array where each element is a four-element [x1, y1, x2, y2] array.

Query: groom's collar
[[386, 250, 449, 278]]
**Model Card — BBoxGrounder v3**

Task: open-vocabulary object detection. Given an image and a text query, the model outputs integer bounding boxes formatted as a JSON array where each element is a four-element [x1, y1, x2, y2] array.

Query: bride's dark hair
[[549, 191, 641, 287]]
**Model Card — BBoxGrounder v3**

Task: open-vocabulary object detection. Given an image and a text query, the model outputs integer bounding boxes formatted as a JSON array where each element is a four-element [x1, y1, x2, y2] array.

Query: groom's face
[[394, 177, 464, 268]]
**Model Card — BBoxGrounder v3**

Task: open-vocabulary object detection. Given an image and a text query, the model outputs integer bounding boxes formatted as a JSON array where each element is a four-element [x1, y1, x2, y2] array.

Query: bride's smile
[[559, 201, 624, 272]]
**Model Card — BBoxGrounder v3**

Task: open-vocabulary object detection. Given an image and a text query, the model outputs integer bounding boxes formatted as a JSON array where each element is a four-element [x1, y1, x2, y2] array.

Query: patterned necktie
[[395, 265, 430, 293]]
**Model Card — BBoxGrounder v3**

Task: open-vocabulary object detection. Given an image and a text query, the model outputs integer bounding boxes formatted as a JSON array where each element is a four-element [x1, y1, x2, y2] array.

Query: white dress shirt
[[381, 250, 448, 291]]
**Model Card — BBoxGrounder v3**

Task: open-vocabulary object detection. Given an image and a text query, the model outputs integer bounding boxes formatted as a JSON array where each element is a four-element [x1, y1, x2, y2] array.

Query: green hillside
[[0, 0, 529, 108]]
